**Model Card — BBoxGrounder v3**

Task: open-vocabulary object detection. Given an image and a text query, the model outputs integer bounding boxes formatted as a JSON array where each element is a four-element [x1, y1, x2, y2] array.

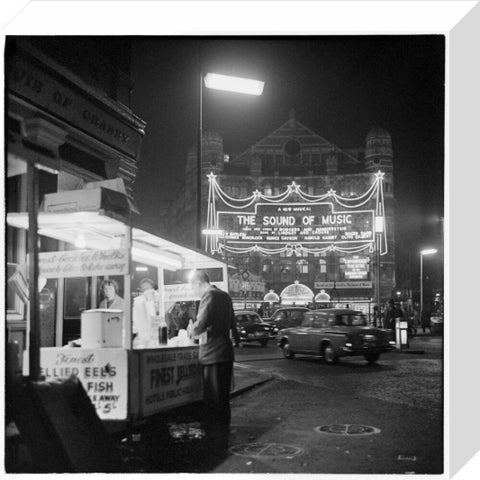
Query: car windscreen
[[335, 313, 367, 326], [236, 314, 261, 324]]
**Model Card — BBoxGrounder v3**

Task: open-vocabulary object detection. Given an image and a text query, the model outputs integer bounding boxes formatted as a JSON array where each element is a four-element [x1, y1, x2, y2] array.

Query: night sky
[[129, 36, 445, 257]]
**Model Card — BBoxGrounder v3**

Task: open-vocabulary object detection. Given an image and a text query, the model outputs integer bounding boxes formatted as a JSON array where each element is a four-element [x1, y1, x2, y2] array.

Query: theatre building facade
[[168, 111, 396, 311]]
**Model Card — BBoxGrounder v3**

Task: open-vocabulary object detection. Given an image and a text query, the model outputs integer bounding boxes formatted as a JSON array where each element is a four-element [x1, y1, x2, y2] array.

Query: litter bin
[[395, 318, 409, 349]]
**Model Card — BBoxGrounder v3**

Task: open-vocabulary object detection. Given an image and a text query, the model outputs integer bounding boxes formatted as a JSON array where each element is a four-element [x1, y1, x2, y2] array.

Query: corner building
[[170, 111, 396, 308]]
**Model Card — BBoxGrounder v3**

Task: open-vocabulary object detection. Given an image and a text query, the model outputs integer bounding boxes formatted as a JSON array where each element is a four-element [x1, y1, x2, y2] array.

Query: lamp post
[[202, 228, 230, 292], [196, 72, 264, 249], [420, 248, 437, 316], [374, 215, 384, 313]]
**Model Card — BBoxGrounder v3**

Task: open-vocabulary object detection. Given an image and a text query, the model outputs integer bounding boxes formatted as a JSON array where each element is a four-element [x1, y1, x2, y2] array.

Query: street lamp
[[202, 228, 229, 291], [196, 72, 265, 249], [374, 215, 384, 312], [420, 248, 437, 317]]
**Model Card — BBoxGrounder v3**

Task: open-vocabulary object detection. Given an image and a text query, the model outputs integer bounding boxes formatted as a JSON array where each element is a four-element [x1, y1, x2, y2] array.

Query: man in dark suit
[[191, 271, 240, 434]]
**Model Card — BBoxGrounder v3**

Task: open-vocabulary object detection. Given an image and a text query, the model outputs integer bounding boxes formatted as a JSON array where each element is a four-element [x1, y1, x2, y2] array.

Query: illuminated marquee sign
[[342, 255, 370, 280], [218, 203, 374, 245]]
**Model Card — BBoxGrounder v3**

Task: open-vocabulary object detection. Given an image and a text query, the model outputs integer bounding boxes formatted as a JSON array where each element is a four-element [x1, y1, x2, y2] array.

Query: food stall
[[7, 186, 227, 428]]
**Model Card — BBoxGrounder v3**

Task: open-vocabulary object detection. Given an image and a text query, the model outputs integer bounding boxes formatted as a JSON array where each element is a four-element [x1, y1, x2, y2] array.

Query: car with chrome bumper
[[276, 308, 395, 364], [235, 310, 274, 346]]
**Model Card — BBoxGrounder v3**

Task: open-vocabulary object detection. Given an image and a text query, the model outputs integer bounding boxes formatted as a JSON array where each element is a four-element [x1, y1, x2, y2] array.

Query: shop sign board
[[7, 54, 142, 158], [163, 281, 227, 302], [138, 347, 203, 416], [34, 348, 128, 420], [38, 248, 129, 278], [314, 281, 373, 289], [342, 255, 370, 280], [218, 203, 374, 245]]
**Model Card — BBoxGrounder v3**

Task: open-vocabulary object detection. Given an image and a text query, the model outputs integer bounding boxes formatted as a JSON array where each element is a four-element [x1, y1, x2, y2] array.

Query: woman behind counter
[[99, 279, 124, 310]]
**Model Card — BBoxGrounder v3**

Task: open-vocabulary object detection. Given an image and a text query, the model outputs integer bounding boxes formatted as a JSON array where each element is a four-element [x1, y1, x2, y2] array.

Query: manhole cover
[[314, 424, 381, 436], [230, 443, 304, 458]]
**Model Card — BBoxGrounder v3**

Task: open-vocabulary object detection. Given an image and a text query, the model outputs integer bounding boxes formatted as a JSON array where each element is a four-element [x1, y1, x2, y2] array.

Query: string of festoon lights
[[205, 170, 387, 256]]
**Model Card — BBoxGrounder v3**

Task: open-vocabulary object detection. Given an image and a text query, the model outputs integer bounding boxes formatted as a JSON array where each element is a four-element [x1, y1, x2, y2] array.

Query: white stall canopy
[[6, 210, 225, 272]]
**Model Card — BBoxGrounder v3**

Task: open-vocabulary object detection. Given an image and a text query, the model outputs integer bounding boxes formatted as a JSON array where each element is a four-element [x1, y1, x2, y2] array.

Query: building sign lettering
[[218, 203, 374, 245], [38, 248, 129, 278], [140, 347, 202, 416], [315, 281, 373, 289], [342, 255, 370, 280], [8, 56, 141, 158], [29, 348, 128, 420]]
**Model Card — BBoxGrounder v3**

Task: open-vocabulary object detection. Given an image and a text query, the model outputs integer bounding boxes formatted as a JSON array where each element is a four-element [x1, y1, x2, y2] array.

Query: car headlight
[[389, 340, 396, 345], [240, 329, 246, 334], [345, 342, 353, 348]]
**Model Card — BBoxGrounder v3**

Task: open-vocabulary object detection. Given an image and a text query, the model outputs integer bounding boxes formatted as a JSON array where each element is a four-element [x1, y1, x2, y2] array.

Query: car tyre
[[259, 339, 268, 347], [365, 353, 380, 365], [323, 344, 337, 365], [282, 341, 294, 359]]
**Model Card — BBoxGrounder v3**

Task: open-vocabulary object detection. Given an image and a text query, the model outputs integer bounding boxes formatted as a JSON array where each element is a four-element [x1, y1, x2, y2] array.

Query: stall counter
[[26, 345, 203, 423]]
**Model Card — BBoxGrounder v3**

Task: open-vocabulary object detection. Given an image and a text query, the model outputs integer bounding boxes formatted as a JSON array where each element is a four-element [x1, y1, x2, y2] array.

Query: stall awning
[[6, 210, 226, 272]]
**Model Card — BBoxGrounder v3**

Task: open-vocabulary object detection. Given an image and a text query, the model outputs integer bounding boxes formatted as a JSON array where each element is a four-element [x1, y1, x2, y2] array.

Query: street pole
[[419, 249, 437, 316], [196, 69, 203, 250], [420, 252, 424, 317], [27, 161, 40, 381], [375, 232, 381, 321], [196, 70, 264, 250], [224, 235, 230, 293]]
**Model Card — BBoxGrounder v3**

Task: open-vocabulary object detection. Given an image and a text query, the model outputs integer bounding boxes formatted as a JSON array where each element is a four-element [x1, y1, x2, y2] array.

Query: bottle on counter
[[187, 318, 194, 337], [159, 317, 168, 345]]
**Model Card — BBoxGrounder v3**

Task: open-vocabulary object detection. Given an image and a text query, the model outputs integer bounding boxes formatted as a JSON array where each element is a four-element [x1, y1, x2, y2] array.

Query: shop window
[[264, 183, 272, 196], [296, 259, 308, 274], [262, 259, 273, 274]]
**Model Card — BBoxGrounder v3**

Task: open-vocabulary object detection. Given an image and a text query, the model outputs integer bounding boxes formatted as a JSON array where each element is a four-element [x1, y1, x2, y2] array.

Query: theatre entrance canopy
[[280, 281, 314, 306]]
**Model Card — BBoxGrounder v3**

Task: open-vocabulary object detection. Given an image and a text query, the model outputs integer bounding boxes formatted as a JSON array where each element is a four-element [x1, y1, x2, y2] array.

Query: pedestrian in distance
[[384, 299, 405, 340], [190, 271, 240, 440], [372, 305, 379, 327], [421, 309, 431, 333]]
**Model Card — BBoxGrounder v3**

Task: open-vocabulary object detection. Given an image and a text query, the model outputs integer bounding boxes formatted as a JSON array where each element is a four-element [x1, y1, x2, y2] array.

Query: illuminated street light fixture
[[196, 72, 264, 249], [420, 248, 438, 317], [204, 73, 265, 96]]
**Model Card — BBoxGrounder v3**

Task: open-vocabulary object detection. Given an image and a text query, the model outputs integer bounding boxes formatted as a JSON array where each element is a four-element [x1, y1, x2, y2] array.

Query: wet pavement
[[6, 333, 443, 473], [115, 334, 443, 474]]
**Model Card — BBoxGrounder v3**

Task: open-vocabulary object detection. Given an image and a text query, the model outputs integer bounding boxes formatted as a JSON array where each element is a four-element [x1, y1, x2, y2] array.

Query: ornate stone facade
[[169, 111, 396, 305]]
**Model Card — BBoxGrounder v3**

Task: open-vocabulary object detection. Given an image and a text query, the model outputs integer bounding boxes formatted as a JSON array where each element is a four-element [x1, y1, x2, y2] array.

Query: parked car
[[234, 310, 273, 346], [276, 308, 395, 365], [264, 307, 311, 334]]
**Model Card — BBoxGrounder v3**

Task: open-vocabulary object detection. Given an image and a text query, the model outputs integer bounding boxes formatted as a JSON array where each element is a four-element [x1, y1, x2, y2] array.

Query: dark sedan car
[[276, 309, 395, 365], [234, 311, 273, 346], [264, 307, 310, 335]]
